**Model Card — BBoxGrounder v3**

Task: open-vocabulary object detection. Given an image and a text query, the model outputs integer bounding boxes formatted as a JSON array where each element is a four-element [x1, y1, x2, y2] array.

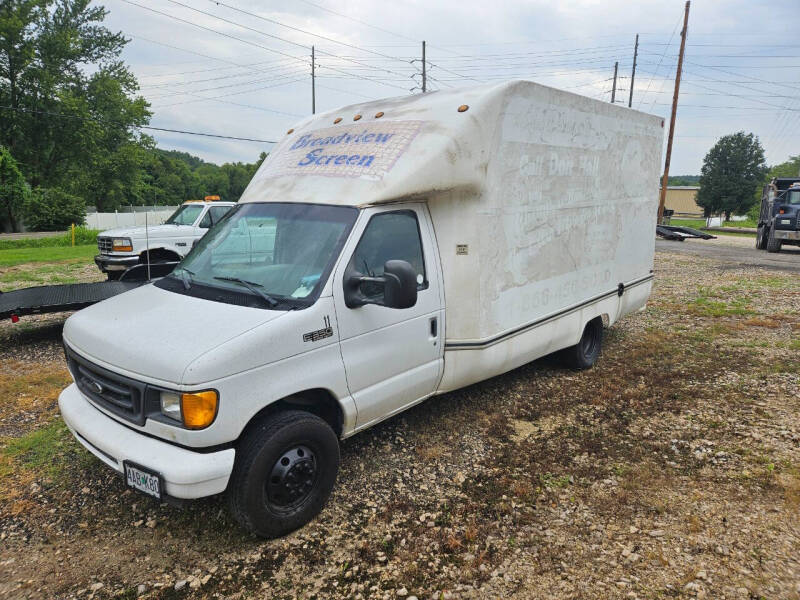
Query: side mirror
[[344, 259, 418, 309]]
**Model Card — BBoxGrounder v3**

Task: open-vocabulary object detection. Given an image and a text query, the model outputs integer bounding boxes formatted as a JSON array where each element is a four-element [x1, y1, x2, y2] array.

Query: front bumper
[[774, 230, 800, 241], [59, 383, 235, 499], [94, 254, 140, 272]]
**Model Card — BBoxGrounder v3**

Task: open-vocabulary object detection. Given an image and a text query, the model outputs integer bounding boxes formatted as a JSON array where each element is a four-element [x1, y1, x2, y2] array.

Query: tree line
[[0, 0, 265, 232]]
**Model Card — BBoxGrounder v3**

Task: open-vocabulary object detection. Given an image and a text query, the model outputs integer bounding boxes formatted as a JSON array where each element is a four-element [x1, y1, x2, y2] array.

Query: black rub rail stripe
[[444, 274, 654, 350]]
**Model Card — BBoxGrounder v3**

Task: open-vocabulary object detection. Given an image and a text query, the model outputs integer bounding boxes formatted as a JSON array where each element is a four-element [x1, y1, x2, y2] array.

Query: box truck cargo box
[[59, 80, 664, 538]]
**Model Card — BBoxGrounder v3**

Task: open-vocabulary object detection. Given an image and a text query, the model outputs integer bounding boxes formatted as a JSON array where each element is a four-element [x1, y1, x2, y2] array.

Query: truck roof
[[182, 199, 236, 205], [239, 79, 662, 208]]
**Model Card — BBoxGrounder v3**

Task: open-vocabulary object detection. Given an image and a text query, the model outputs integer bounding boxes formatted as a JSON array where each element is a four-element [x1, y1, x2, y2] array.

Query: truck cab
[[94, 197, 236, 279], [755, 178, 800, 253]]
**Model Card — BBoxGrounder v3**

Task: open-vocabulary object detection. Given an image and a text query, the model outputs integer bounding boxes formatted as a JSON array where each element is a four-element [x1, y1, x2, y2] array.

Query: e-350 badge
[[302, 316, 334, 342]]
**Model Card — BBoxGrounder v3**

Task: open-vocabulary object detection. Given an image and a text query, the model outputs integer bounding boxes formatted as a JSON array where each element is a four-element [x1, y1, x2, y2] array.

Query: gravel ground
[[0, 240, 799, 600]]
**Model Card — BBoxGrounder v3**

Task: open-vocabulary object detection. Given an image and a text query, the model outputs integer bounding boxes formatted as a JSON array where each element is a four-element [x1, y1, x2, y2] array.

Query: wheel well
[[599, 314, 610, 327], [240, 389, 344, 440], [139, 248, 181, 263]]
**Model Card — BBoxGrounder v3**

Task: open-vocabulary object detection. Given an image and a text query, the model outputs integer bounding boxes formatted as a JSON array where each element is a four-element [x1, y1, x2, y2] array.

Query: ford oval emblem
[[88, 380, 103, 394]]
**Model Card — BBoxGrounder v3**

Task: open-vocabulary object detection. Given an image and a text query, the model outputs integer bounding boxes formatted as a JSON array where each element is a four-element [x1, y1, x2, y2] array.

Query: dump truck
[[58, 80, 664, 537], [755, 177, 800, 253]]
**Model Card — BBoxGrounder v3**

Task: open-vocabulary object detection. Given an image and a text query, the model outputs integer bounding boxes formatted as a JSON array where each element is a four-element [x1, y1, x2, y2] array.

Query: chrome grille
[[97, 237, 112, 253]]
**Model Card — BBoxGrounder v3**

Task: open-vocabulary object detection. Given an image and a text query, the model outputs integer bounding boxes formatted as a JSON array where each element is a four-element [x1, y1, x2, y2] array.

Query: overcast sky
[[100, 0, 799, 174]]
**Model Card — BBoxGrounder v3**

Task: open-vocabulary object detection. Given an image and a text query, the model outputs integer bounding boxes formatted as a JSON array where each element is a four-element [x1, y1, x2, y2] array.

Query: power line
[[120, 0, 410, 91], [160, 0, 415, 82], [636, 12, 683, 109], [207, 0, 412, 65], [137, 58, 297, 81], [0, 105, 278, 143], [152, 78, 307, 114], [293, 0, 420, 44], [141, 63, 306, 91]]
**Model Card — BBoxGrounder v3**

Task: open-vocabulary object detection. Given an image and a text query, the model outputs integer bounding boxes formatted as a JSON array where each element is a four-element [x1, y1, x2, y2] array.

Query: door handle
[[429, 316, 438, 338]]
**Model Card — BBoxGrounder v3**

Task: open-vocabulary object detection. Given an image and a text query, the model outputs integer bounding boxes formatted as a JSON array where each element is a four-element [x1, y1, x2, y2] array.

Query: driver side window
[[348, 211, 426, 299]]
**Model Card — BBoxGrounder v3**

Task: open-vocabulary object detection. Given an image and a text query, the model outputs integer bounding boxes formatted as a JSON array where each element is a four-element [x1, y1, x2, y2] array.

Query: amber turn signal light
[[181, 390, 218, 429]]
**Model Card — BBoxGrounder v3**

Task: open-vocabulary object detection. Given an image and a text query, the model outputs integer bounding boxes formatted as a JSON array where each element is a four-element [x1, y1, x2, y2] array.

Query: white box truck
[[59, 80, 663, 537]]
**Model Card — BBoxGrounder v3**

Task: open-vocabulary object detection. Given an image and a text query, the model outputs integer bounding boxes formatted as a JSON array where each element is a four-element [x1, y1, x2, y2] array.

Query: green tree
[[0, 0, 151, 222], [0, 145, 29, 232], [764, 155, 800, 181], [696, 132, 766, 220], [24, 186, 84, 230]]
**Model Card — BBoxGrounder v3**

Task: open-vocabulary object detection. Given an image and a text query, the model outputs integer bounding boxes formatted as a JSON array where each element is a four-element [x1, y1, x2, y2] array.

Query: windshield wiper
[[175, 267, 195, 290], [213, 276, 279, 307]]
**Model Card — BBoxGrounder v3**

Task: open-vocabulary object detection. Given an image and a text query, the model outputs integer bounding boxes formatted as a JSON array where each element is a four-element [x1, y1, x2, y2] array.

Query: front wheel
[[766, 226, 782, 253], [227, 410, 339, 538], [560, 318, 604, 370]]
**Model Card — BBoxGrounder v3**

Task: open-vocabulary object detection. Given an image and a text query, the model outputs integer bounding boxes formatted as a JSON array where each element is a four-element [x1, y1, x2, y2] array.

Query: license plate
[[123, 461, 164, 500]]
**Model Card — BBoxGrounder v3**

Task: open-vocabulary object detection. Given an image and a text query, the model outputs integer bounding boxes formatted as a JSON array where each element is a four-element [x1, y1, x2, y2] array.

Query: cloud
[[103, 0, 800, 172]]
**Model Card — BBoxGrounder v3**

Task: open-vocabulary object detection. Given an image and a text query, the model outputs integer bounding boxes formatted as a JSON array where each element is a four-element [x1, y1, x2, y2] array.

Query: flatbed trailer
[[0, 262, 178, 321]]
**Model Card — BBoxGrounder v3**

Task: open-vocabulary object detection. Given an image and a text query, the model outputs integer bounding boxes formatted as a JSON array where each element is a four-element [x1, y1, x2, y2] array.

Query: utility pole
[[628, 34, 638, 108], [422, 41, 427, 93], [657, 1, 690, 223], [311, 45, 316, 114], [611, 61, 618, 104]]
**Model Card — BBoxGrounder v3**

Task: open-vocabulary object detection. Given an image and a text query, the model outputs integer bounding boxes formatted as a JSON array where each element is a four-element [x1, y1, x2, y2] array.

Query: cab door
[[333, 204, 444, 430]]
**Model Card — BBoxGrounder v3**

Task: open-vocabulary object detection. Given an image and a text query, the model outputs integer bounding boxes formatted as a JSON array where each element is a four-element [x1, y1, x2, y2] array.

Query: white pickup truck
[[59, 80, 663, 537], [94, 199, 235, 279]]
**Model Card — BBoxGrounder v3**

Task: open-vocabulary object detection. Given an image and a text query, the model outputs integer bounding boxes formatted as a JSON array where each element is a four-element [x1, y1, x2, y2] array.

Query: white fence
[[85, 207, 178, 231]]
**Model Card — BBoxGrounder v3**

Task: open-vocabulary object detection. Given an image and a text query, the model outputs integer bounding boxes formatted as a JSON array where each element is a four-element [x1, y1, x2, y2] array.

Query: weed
[[538, 473, 571, 489]]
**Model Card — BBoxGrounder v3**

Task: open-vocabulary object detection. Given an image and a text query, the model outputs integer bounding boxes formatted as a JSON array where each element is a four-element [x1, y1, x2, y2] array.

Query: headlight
[[112, 237, 133, 252], [159, 389, 218, 429], [160, 392, 182, 421]]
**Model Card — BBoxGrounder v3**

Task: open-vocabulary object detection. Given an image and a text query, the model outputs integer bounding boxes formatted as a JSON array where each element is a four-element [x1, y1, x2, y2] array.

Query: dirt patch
[[1, 247, 799, 599]]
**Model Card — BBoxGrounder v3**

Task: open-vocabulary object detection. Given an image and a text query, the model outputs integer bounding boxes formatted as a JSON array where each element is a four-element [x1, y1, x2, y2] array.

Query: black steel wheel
[[228, 410, 339, 538], [265, 445, 318, 512], [560, 317, 604, 370]]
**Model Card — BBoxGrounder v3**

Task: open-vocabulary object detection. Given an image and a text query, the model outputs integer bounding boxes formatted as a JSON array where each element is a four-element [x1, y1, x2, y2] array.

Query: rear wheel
[[560, 318, 603, 370], [766, 226, 782, 253], [755, 225, 768, 250], [228, 410, 339, 538]]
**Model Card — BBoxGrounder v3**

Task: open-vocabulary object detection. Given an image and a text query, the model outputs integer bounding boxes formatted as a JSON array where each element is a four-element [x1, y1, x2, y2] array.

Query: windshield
[[165, 204, 204, 225], [783, 189, 800, 205], [166, 203, 358, 308]]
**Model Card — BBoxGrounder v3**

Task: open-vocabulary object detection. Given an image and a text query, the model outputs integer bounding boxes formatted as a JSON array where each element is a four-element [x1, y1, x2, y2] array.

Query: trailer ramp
[[0, 281, 145, 321]]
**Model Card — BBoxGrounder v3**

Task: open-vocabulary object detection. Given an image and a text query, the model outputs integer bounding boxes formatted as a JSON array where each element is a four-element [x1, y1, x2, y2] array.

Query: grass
[[670, 217, 758, 231], [687, 290, 755, 317], [0, 361, 72, 427], [0, 244, 96, 267], [671, 218, 706, 229], [0, 227, 99, 250], [0, 419, 72, 481]]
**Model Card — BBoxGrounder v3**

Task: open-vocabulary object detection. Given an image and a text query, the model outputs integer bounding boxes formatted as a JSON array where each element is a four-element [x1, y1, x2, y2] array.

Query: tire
[[106, 271, 123, 281], [755, 225, 768, 250], [560, 318, 603, 370], [227, 410, 339, 538], [766, 226, 782, 253]]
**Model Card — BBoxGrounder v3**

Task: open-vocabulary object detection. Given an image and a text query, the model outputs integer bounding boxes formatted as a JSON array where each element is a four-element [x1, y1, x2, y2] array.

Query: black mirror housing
[[343, 259, 418, 309], [382, 260, 417, 309]]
